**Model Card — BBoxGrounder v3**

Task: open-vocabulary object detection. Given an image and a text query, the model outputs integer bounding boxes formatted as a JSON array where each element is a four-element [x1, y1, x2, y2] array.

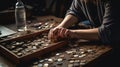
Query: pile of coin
[[1, 33, 51, 57], [31, 22, 55, 30], [30, 41, 101, 67]]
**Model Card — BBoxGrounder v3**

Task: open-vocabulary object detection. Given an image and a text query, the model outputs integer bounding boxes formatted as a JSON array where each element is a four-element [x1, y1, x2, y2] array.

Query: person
[[48, 0, 120, 45]]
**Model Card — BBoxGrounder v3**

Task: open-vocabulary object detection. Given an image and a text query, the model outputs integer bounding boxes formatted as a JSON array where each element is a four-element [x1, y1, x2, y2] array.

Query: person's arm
[[98, 0, 120, 44], [57, 14, 78, 28], [48, 14, 78, 42], [48, 0, 86, 42], [69, 28, 99, 40], [57, 0, 86, 28]]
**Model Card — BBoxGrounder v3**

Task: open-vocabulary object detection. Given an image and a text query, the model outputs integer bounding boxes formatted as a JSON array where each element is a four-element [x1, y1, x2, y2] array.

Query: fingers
[[48, 27, 60, 42], [48, 27, 70, 42], [64, 29, 69, 37], [48, 28, 57, 40], [59, 28, 67, 38], [48, 29, 53, 40]]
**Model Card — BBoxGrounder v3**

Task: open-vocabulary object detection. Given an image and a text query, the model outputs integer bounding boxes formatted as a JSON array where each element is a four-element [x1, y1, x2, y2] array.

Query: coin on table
[[43, 63, 49, 67], [17, 52, 22, 56]]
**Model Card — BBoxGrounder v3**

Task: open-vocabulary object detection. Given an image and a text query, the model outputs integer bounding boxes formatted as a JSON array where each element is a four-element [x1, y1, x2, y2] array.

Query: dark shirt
[[66, 0, 120, 44]]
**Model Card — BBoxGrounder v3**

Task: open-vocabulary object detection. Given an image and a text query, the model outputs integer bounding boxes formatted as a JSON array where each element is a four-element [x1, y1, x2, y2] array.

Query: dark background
[[0, 0, 73, 25], [0, 0, 73, 17]]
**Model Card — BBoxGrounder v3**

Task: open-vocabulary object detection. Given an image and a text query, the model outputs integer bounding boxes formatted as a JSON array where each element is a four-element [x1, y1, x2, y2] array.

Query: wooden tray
[[0, 30, 68, 64]]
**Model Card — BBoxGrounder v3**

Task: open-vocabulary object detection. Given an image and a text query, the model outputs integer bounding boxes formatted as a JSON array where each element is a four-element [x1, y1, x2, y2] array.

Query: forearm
[[57, 14, 78, 28], [70, 28, 99, 40]]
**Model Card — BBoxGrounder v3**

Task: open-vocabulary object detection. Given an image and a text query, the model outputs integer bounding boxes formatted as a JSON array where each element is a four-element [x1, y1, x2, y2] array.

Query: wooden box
[[0, 30, 67, 64]]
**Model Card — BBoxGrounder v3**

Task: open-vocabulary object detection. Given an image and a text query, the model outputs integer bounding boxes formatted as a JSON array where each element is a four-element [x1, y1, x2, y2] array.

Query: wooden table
[[0, 16, 112, 67]]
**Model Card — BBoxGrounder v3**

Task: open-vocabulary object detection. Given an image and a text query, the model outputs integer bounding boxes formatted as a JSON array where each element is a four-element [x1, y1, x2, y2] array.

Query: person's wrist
[[56, 26, 63, 28], [64, 29, 72, 39], [68, 30, 76, 39], [57, 23, 67, 28]]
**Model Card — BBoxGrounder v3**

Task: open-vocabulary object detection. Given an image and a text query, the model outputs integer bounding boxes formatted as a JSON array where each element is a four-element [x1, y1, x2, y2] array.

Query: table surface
[[0, 16, 112, 67]]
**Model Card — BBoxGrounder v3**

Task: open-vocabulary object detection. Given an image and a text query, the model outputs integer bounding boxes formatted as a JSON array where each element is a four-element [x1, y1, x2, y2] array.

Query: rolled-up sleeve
[[66, 0, 86, 22], [98, 1, 120, 44]]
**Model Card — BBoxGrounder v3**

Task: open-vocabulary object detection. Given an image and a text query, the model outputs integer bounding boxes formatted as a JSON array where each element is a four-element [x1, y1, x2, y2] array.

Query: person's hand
[[48, 27, 60, 42], [48, 27, 70, 42]]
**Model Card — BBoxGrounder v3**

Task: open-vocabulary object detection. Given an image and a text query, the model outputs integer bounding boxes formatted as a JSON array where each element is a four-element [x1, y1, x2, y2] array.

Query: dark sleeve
[[98, 0, 120, 44], [66, 0, 86, 22]]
